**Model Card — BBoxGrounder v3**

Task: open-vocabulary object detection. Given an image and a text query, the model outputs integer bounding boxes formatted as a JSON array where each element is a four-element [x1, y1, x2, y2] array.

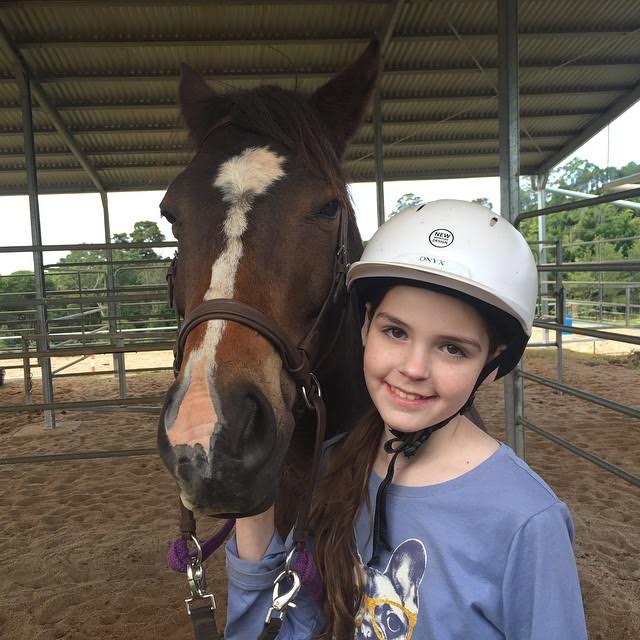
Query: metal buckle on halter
[[301, 372, 322, 410], [263, 550, 302, 624], [184, 534, 217, 616]]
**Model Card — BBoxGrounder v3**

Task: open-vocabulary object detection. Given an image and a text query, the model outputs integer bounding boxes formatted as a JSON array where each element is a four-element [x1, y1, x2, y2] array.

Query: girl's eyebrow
[[375, 311, 482, 350], [439, 334, 482, 350], [374, 311, 409, 328]]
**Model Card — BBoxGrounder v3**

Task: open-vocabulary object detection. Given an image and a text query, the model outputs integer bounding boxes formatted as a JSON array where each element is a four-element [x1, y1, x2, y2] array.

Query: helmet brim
[[347, 261, 532, 337]]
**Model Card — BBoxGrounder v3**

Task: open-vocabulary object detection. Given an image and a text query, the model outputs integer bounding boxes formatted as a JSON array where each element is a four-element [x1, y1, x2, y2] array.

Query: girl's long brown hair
[[310, 406, 382, 639]]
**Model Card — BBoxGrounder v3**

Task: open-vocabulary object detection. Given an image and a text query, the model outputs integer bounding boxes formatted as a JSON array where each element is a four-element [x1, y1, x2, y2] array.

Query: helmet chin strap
[[367, 352, 505, 566]]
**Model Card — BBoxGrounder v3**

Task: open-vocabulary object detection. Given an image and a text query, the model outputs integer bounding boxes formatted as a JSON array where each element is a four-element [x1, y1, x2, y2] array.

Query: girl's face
[[361, 285, 494, 434]]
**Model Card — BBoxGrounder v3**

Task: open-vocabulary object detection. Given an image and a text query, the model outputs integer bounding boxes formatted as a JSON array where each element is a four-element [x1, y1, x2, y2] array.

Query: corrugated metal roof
[[0, 0, 638, 195]]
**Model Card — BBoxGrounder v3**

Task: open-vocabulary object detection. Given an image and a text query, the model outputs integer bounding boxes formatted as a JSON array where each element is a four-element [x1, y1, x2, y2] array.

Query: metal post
[[21, 334, 33, 404], [373, 86, 385, 227], [556, 239, 564, 387], [532, 175, 549, 343], [100, 193, 125, 392], [116, 336, 127, 400], [497, 0, 524, 457], [14, 64, 55, 428]]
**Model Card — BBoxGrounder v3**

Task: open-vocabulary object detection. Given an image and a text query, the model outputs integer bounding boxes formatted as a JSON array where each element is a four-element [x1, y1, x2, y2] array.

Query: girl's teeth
[[393, 386, 423, 401]]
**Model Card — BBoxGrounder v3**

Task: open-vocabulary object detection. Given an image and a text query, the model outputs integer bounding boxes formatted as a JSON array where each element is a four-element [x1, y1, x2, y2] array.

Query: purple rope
[[166, 518, 236, 573], [166, 519, 324, 606], [292, 549, 324, 606]]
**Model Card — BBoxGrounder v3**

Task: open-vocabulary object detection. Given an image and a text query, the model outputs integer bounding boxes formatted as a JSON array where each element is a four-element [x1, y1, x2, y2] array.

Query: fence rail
[[512, 185, 640, 488]]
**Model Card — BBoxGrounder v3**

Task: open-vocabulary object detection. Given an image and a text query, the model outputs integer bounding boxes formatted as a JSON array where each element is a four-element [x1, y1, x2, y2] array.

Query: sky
[[1, 101, 639, 276]]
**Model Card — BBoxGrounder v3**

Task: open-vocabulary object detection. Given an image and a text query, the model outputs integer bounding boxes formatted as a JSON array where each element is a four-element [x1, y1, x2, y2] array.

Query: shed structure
[[0, 0, 639, 195]]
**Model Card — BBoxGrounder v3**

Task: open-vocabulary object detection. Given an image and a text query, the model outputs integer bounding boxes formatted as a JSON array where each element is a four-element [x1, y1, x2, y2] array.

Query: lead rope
[[258, 380, 326, 638], [174, 502, 224, 640]]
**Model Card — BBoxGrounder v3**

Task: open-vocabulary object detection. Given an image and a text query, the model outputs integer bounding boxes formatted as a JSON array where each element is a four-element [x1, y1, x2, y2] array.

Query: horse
[[157, 40, 381, 533]]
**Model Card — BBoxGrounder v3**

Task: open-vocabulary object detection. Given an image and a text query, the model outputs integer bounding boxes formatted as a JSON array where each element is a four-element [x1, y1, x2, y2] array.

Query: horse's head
[[158, 41, 379, 517]]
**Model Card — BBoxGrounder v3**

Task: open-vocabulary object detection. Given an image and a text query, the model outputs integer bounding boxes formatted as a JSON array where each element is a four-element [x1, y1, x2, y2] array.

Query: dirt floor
[[0, 348, 638, 639]]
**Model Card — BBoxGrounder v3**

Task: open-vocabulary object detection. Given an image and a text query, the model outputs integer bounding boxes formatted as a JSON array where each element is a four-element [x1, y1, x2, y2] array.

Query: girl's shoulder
[[374, 443, 566, 526], [478, 443, 568, 521]]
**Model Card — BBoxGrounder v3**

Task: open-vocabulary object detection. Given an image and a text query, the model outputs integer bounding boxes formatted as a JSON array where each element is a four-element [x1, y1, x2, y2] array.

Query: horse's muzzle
[[158, 380, 290, 517]]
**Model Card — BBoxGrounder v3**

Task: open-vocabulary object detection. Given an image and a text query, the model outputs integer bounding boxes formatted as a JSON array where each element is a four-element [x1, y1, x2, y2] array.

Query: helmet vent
[[489, 215, 499, 227]]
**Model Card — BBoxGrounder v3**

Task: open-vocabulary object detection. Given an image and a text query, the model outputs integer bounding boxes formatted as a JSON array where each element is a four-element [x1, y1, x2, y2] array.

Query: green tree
[[0, 270, 61, 347], [518, 159, 640, 325], [54, 220, 170, 332], [472, 197, 494, 210], [388, 193, 422, 219], [130, 221, 166, 260]]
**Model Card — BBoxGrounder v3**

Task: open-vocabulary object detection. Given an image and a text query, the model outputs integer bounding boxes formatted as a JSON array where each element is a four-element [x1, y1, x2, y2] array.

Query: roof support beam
[[0, 111, 602, 138], [1, 60, 638, 86], [12, 29, 639, 50], [14, 62, 56, 428], [373, 0, 407, 226], [497, 0, 524, 458], [0, 17, 106, 194], [534, 80, 640, 174], [0, 87, 628, 113], [0, 134, 570, 158], [0, 0, 380, 6]]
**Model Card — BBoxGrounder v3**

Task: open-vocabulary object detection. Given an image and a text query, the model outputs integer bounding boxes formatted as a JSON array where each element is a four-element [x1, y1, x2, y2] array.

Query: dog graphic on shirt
[[355, 539, 427, 639]]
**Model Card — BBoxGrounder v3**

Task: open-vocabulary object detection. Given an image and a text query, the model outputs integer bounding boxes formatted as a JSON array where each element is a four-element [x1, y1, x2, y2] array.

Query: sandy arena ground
[[0, 346, 638, 639]]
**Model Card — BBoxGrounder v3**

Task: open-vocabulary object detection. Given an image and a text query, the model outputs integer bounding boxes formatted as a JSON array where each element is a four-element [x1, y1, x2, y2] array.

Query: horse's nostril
[[225, 386, 274, 464], [240, 395, 264, 457]]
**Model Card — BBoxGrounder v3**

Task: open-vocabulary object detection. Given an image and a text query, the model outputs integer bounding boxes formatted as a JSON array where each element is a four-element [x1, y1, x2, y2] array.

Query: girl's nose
[[398, 347, 429, 379]]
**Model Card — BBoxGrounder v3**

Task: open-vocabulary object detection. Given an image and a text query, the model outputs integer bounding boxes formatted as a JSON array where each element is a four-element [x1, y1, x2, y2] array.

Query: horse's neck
[[276, 309, 367, 533], [318, 299, 368, 432]]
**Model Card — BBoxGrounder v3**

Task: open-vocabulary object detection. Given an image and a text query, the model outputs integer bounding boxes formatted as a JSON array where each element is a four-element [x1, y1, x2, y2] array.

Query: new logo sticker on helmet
[[428, 228, 454, 247]]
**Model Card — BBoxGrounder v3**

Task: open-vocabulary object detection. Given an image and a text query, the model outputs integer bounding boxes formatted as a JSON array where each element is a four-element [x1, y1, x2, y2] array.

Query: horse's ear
[[310, 38, 380, 157], [178, 63, 230, 144]]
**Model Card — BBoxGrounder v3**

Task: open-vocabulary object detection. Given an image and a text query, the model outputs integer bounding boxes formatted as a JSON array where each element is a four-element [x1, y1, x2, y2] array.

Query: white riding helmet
[[347, 199, 539, 378], [347, 199, 538, 335]]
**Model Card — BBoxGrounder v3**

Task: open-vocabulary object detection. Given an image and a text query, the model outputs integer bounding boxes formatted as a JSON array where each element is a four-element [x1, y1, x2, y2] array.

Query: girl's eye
[[443, 343, 465, 357], [384, 326, 406, 340]]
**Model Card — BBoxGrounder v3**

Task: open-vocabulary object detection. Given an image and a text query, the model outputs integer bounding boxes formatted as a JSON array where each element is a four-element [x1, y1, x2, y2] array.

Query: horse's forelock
[[195, 85, 346, 193]]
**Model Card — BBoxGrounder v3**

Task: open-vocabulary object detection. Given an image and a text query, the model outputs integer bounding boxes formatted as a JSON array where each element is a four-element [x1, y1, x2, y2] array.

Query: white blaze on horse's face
[[167, 147, 286, 456], [195, 146, 286, 358]]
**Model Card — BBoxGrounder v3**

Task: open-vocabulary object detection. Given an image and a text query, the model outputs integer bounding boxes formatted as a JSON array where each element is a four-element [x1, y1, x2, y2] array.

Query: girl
[[225, 200, 587, 639]]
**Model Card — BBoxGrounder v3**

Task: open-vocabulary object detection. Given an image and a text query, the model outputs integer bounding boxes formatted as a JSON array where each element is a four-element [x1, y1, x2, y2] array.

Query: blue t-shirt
[[225, 443, 587, 639]]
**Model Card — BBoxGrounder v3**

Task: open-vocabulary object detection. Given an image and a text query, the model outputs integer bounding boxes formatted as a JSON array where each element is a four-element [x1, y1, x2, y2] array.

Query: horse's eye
[[315, 200, 340, 219], [161, 209, 177, 225]]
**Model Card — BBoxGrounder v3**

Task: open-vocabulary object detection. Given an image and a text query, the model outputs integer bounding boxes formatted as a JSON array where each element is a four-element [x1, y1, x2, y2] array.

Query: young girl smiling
[[225, 200, 587, 639]]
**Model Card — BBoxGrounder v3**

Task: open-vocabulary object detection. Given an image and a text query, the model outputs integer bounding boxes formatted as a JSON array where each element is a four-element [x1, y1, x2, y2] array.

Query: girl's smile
[[362, 285, 493, 434], [384, 382, 434, 405]]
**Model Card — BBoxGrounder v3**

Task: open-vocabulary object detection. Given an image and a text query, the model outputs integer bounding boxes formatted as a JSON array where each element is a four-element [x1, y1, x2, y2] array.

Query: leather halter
[[166, 201, 351, 544]]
